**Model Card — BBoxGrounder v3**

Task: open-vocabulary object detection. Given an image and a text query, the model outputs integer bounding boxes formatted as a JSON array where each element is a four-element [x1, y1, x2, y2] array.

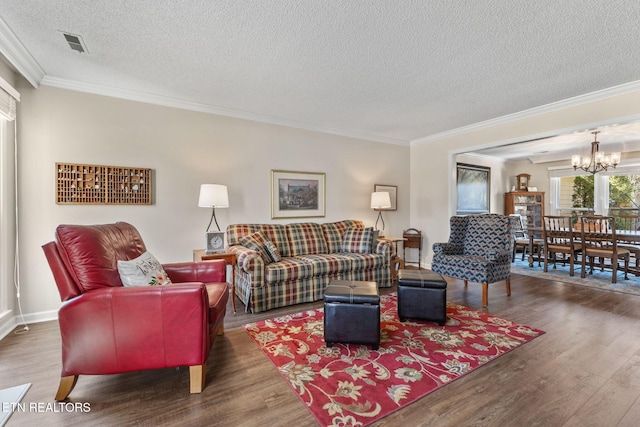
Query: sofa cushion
[[322, 220, 364, 253], [341, 227, 374, 254], [264, 257, 314, 284], [285, 223, 328, 256], [296, 254, 353, 275], [117, 251, 172, 287], [340, 253, 387, 270], [239, 231, 273, 263], [55, 222, 147, 292]]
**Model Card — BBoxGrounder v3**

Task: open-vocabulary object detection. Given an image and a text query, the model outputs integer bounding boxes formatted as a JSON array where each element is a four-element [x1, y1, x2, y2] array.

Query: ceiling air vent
[[62, 32, 87, 53]]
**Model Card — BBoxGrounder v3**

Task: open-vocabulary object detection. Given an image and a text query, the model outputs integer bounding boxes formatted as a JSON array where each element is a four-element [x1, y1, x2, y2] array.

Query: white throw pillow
[[117, 251, 172, 287]]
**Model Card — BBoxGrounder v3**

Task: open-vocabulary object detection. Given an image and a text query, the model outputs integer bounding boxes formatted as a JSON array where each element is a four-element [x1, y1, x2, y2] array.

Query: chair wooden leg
[[55, 375, 78, 401], [569, 255, 575, 276], [482, 283, 488, 307], [505, 278, 511, 296], [217, 322, 224, 336], [189, 364, 206, 394], [623, 255, 629, 280], [464, 279, 468, 288]]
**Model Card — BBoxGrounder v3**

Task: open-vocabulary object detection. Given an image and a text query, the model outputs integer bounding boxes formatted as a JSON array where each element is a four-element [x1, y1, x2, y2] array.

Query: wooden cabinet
[[56, 162, 151, 205], [505, 191, 545, 228]]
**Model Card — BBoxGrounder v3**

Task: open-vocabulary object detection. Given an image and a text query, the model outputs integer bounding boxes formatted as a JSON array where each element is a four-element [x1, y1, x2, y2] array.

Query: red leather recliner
[[42, 222, 229, 400]]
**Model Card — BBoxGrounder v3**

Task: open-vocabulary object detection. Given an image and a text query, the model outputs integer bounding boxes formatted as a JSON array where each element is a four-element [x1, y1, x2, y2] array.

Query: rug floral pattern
[[245, 293, 544, 426]]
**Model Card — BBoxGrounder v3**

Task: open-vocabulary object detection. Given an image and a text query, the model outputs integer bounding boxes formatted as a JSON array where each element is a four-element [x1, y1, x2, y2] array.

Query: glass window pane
[[557, 175, 594, 223]]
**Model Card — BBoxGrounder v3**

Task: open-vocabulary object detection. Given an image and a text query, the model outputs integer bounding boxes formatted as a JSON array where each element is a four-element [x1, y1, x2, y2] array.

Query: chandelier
[[571, 131, 621, 174]]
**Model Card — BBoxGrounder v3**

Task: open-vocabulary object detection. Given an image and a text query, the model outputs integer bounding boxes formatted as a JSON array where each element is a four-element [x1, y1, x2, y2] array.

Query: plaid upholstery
[[297, 253, 353, 275], [239, 231, 273, 263], [285, 223, 328, 256], [241, 277, 327, 313], [227, 224, 291, 257], [264, 257, 314, 284], [264, 240, 281, 262], [352, 262, 391, 285], [226, 224, 260, 246], [341, 227, 374, 253], [340, 253, 386, 270], [322, 220, 364, 253], [228, 219, 390, 313], [432, 214, 513, 288], [229, 245, 265, 288]]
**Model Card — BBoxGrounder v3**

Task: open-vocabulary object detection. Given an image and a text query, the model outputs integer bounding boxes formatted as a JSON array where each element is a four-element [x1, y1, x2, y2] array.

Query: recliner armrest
[[163, 260, 226, 283]]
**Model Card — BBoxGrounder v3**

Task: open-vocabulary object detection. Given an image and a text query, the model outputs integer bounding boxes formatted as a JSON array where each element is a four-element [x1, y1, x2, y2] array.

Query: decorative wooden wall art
[[56, 162, 152, 205]]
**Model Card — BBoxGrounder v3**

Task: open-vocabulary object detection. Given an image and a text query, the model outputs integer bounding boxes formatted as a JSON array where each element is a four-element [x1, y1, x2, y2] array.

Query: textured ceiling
[[1, 1, 640, 148]]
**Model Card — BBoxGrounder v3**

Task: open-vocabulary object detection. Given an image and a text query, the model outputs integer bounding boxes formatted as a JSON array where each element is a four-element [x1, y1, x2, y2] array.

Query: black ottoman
[[324, 280, 380, 350], [397, 270, 447, 326]]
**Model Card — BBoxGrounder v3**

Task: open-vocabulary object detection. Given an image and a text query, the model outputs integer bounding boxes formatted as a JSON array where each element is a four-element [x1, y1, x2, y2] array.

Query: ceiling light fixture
[[571, 131, 620, 174]]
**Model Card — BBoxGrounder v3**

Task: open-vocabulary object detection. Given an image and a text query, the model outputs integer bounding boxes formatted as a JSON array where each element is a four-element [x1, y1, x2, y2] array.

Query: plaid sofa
[[226, 220, 392, 313]]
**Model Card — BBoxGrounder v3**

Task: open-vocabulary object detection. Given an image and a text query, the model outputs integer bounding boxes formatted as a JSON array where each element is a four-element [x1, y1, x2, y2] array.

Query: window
[[456, 163, 490, 215], [608, 173, 640, 215], [550, 167, 640, 225]]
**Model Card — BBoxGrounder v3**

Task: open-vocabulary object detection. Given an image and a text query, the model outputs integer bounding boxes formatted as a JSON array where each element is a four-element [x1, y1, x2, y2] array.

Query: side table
[[193, 249, 237, 313], [377, 236, 406, 281]]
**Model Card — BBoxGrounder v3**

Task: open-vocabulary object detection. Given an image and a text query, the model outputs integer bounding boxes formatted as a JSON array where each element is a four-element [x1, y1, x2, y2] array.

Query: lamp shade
[[198, 184, 229, 208], [371, 191, 391, 209]]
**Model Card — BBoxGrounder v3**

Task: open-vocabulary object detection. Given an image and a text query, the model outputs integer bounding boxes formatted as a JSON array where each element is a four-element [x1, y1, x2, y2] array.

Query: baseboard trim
[[0, 310, 58, 341]]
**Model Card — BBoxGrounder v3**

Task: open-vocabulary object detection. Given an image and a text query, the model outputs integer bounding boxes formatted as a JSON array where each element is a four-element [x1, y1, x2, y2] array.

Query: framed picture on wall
[[373, 184, 397, 211], [271, 170, 326, 219], [456, 163, 490, 215]]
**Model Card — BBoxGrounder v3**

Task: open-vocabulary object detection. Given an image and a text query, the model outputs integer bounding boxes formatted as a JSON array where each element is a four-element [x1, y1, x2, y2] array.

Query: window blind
[[0, 75, 19, 121], [0, 88, 16, 121]]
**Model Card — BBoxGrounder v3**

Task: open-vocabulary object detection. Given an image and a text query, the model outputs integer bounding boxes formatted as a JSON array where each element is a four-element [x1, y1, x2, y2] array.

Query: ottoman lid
[[324, 280, 379, 304], [398, 270, 447, 289]]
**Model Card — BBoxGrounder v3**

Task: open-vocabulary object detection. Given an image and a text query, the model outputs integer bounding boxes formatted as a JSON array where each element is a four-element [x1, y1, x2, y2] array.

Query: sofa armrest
[[163, 260, 226, 283], [374, 240, 392, 258], [432, 242, 463, 255], [58, 284, 210, 376], [228, 245, 265, 282]]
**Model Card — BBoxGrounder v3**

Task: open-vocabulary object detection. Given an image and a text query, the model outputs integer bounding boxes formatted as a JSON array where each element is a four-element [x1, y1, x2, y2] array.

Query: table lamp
[[198, 184, 229, 253], [371, 191, 391, 236]]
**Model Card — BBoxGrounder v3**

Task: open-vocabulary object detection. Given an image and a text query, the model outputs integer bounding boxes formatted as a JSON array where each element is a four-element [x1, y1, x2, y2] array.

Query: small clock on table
[[206, 231, 225, 253]]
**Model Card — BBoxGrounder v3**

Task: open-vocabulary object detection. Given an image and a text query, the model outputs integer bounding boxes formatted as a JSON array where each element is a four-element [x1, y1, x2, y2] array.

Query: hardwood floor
[[2, 273, 640, 426]]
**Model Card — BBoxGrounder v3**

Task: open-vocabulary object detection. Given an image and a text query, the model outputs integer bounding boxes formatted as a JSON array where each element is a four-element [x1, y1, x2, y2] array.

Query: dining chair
[[580, 215, 630, 283], [615, 215, 640, 271], [542, 216, 581, 276], [509, 214, 543, 265]]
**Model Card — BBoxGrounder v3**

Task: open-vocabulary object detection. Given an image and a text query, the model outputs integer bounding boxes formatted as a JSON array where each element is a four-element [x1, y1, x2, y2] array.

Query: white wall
[[411, 89, 640, 267], [15, 82, 410, 321]]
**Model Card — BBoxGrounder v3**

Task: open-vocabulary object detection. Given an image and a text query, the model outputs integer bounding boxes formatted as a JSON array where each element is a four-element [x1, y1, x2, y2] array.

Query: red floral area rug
[[244, 293, 544, 426]]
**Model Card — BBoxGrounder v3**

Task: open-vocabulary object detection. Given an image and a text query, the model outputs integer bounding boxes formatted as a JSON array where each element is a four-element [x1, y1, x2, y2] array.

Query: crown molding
[[410, 79, 640, 146], [40, 76, 410, 146], [0, 17, 44, 88]]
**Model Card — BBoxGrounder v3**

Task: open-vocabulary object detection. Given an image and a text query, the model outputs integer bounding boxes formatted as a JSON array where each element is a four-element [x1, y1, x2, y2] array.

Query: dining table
[[524, 226, 640, 270]]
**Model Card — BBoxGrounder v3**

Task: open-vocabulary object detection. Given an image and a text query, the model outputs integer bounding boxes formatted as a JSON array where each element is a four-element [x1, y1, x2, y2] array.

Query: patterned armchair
[[432, 214, 514, 306]]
